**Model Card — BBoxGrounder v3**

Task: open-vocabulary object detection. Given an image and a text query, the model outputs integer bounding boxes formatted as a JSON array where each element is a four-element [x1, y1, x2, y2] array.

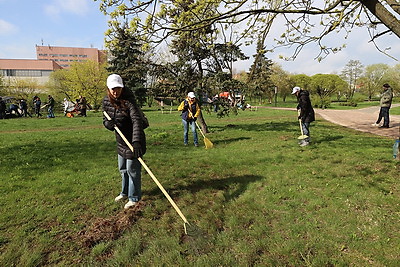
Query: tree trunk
[[361, 0, 400, 38], [197, 110, 209, 133]]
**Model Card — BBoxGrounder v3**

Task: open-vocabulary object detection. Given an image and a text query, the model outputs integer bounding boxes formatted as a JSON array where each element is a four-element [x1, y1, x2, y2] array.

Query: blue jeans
[[47, 107, 55, 118], [118, 155, 142, 202], [302, 122, 310, 142], [182, 119, 198, 145]]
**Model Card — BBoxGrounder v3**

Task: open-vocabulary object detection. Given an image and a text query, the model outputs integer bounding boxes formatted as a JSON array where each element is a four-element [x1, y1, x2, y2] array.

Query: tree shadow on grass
[[146, 174, 264, 202], [210, 121, 298, 133]]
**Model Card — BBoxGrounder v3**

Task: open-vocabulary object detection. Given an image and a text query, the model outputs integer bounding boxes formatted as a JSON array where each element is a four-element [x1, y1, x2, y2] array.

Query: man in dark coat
[[292, 86, 315, 146], [372, 83, 393, 128]]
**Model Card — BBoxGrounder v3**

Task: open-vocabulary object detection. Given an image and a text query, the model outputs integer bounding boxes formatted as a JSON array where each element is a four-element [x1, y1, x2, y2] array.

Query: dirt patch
[[77, 201, 145, 248]]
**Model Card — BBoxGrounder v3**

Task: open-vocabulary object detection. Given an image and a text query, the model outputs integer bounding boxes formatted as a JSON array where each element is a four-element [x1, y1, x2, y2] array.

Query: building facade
[[36, 45, 106, 68], [0, 45, 106, 85], [0, 59, 63, 85]]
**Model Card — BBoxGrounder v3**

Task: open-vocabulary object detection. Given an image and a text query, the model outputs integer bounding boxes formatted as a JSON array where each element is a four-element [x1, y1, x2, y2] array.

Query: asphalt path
[[264, 104, 400, 139]]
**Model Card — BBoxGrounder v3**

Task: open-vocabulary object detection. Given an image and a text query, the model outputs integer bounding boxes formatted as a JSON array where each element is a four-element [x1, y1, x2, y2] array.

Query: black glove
[[104, 118, 121, 131], [132, 142, 143, 158], [298, 116, 301, 120], [193, 117, 197, 121]]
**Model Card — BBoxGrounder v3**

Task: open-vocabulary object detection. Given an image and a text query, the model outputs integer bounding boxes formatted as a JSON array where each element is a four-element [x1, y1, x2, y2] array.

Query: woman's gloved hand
[[132, 142, 143, 158]]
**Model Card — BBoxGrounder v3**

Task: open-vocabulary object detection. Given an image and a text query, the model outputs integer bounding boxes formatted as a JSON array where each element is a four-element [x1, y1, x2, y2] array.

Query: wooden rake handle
[[103, 111, 189, 224], [187, 109, 206, 138]]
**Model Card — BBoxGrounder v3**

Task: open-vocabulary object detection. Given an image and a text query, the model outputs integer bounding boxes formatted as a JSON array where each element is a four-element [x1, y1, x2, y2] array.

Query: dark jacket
[[0, 100, 6, 112], [296, 90, 315, 123], [178, 98, 201, 121], [102, 90, 146, 159]]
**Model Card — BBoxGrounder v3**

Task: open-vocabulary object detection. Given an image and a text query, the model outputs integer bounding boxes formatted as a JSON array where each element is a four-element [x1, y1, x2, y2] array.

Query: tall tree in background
[[360, 63, 390, 100], [106, 24, 148, 106], [310, 74, 347, 108], [340, 60, 364, 100], [291, 74, 312, 91], [247, 41, 274, 104], [48, 60, 108, 109], [270, 64, 292, 103]]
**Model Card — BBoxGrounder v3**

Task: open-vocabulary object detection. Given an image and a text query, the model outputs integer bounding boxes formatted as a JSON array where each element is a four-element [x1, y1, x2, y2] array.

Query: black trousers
[[376, 107, 390, 127]]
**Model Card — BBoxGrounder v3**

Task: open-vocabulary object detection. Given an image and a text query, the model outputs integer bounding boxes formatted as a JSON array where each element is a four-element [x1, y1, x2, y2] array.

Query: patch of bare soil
[[77, 201, 145, 248]]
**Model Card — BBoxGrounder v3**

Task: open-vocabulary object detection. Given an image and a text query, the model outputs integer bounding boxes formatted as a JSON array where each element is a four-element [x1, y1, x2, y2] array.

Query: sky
[[0, 0, 399, 76]]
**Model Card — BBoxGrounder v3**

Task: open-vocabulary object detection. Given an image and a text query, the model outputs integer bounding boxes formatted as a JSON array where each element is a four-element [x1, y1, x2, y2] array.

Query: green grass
[[0, 108, 399, 266]]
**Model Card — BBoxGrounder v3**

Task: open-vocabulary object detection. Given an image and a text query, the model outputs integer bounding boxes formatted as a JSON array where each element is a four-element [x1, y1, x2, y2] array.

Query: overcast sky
[[0, 0, 399, 76]]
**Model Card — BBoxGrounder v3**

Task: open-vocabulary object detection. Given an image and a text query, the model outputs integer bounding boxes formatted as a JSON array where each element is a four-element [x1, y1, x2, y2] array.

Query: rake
[[103, 111, 199, 235], [297, 110, 308, 140], [188, 109, 213, 149]]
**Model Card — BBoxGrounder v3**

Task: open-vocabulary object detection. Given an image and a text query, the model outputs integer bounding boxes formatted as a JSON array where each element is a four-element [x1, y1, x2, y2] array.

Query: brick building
[[0, 45, 106, 85]]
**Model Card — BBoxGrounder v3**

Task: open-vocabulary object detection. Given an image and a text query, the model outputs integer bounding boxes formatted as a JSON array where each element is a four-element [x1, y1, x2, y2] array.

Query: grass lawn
[[0, 107, 399, 266]]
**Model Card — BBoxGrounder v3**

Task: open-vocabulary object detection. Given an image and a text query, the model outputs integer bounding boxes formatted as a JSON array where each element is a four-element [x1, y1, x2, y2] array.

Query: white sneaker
[[371, 123, 379, 127], [300, 141, 309, 147], [124, 200, 137, 209], [115, 195, 127, 202]]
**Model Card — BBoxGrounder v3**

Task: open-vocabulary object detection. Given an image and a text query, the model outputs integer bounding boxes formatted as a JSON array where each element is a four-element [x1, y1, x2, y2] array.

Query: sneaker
[[124, 200, 137, 209], [194, 144, 199, 147], [115, 195, 127, 202], [300, 141, 309, 147], [371, 123, 379, 127], [379, 125, 389, 128]]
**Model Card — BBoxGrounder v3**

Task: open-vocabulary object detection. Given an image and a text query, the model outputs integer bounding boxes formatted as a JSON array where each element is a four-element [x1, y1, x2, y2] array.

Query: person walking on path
[[178, 92, 201, 147], [372, 83, 393, 128], [102, 74, 147, 210], [292, 86, 315, 147]]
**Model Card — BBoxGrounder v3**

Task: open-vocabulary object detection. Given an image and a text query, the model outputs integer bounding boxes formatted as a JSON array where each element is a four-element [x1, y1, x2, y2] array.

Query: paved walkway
[[264, 104, 400, 139], [316, 104, 400, 138]]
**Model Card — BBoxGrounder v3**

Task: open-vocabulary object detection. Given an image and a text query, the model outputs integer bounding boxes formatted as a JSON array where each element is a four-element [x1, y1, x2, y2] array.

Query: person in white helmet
[[178, 92, 201, 147], [292, 86, 315, 146]]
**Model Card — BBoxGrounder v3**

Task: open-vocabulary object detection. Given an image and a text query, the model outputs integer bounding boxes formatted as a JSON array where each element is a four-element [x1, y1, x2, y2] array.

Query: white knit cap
[[107, 74, 124, 89]]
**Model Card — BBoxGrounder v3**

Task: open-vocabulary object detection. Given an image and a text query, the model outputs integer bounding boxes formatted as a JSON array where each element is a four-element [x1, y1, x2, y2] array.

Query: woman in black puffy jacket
[[102, 74, 146, 209]]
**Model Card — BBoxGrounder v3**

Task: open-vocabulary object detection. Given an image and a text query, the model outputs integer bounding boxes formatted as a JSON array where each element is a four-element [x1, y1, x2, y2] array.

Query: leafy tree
[[291, 74, 312, 91], [106, 24, 148, 106], [0, 72, 6, 96], [98, 0, 400, 61], [384, 64, 400, 94], [359, 63, 390, 100], [247, 41, 274, 104], [6, 78, 42, 101], [310, 74, 347, 108], [340, 60, 364, 100], [48, 60, 108, 109], [270, 64, 292, 102]]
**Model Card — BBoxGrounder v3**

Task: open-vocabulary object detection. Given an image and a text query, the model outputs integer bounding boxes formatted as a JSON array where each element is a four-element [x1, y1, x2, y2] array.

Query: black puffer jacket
[[296, 90, 315, 123], [102, 90, 146, 159]]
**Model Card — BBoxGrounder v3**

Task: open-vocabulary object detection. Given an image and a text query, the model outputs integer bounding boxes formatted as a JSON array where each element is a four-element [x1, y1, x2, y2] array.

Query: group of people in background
[[292, 83, 394, 147], [0, 94, 90, 119]]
